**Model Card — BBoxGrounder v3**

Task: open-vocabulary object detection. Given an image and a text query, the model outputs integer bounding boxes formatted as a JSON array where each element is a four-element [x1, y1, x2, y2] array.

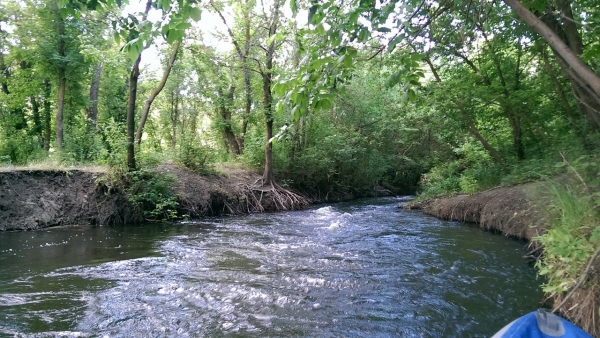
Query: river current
[[0, 197, 543, 337]]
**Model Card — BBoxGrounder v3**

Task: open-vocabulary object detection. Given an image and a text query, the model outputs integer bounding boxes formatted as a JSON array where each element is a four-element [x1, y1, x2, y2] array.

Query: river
[[0, 197, 543, 337]]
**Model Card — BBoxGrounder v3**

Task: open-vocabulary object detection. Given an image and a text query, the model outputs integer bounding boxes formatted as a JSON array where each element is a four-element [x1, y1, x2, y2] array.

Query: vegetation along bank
[[1, 0, 599, 335]]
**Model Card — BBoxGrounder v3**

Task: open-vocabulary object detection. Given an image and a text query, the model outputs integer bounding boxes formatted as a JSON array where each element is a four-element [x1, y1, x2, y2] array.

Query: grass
[[0, 157, 108, 173]]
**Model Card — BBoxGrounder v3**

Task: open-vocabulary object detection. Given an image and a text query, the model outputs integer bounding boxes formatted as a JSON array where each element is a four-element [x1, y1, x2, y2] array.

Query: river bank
[[403, 183, 548, 242], [404, 183, 600, 336], [0, 165, 393, 231]]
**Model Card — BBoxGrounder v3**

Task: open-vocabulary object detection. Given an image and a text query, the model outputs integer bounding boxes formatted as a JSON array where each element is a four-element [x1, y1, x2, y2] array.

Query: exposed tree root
[[237, 180, 310, 213]]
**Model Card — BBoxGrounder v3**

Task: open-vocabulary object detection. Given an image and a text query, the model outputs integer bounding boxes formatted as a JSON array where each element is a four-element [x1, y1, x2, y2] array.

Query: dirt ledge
[[0, 170, 142, 231], [0, 164, 396, 231], [403, 183, 549, 241]]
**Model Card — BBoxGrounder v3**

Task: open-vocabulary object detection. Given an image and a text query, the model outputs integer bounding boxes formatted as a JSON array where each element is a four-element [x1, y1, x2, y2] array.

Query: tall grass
[[534, 158, 600, 336]]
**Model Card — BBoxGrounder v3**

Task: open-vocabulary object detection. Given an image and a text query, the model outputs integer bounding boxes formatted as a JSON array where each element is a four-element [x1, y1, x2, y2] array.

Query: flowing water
[[0, 197, 544, 337]]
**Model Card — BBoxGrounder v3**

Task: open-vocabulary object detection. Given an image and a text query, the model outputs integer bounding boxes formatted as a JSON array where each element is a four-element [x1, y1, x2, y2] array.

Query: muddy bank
[[157, 164, 394, 217], [403, 183, 548, 241], [0, 170, 142, 231], [0, 165, 394, 231]]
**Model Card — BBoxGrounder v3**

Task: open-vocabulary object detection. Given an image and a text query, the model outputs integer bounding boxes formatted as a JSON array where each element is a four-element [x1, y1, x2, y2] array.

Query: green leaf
[[376, 27, 391, 33], [189, 7, 201, 21], [320, 98, 333, 110], [308, 5, 318, 25], [176, 22, 192, 30], [407, 88, 416, 102], [127, 43, 141, 62], [290, 0, 298, 15], [358, 28, 369, 42], [166, 29, 184, 44], [342, 54, 353, 68], [387, 36, 402, 52]]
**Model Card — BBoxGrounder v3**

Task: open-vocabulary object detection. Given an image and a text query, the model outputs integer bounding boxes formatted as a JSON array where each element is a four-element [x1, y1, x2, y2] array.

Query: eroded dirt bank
[[0, 170, 142, 231], [0, 165, 393, 231], [403, 183, 549, 241]]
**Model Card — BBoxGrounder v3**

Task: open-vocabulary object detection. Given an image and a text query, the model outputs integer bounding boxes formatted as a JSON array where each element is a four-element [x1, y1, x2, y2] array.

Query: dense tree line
[[1, 0, 597, 195], [1, 0, 599, 333]]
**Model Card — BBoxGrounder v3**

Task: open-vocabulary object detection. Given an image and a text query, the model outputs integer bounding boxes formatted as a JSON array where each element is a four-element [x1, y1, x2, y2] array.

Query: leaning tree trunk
[[135, 41, 180, 147], [503, 0, 600, 110], [453, 100, 507, 168]]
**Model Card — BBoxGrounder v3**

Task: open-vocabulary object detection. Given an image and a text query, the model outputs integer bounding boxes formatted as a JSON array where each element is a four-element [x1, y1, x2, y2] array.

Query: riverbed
[[0, 197, 543, 337]]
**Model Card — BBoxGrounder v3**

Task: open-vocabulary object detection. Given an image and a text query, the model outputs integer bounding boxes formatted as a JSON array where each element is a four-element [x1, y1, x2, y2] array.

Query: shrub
[[124, 170, 179, 221]]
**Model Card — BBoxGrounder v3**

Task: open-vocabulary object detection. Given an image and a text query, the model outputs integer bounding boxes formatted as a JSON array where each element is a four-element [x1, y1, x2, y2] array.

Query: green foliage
[[124, 170, 179, 221], [176, 133, 212, 173], [535, 175, 600, 298]]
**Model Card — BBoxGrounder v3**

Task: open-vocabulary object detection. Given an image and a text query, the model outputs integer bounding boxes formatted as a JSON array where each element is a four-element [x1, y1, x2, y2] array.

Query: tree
[[503, 0, 600, 130], [135, 40, 180, 147]]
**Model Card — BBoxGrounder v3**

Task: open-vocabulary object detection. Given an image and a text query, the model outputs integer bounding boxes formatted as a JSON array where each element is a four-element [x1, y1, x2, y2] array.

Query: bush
[[124, 170, 179, 221], [533, 155, 600, 335], [176, 133, 213, 173]]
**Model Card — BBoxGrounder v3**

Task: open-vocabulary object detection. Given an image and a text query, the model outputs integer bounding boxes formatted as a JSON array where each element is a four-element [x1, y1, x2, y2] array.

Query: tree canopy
[[1, 0, 600, 332]]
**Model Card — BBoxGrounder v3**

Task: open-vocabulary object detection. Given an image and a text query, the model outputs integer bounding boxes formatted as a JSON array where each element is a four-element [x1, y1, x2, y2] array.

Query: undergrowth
[[534, 155, 600, 336], [98, 166, 180, 222]]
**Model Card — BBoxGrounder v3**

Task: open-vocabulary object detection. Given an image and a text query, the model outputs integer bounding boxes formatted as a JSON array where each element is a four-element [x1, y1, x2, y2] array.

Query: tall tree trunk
[[503, 0, 600, 101], [31, 97, 43, 147], [171, 92, 179, 150], [239, 8, 252, 153], [263, 69, 274, 185], [56, 74, 66, 150], [262, 67, 274, 185], [508, 115, 524, 161], [127, 55, 141, 170], [261, 3, 280, 186], [43, 79, 52, 151], [290, 31, 304, 164], [135, 41, 180, 146], [126, 0, 152, 171], [480, 26, 526, 161], [218, 86, 242, 155], [538, 7, 600, 129], [53, 2, 67, 151], [555, 0, 583, 55], [87, 61, 103, 127], [210, 0, 252, 153]]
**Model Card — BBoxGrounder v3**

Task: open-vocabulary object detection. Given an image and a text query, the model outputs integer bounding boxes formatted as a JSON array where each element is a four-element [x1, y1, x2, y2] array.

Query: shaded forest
[[1, 0, 600, 333]]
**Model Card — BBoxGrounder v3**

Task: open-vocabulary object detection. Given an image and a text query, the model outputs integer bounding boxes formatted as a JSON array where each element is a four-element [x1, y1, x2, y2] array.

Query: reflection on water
[[0, 197, 543, 337]]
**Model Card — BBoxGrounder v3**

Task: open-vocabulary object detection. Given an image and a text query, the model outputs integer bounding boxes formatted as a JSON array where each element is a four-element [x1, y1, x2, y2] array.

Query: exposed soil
[[0, 170, 142, 231], [0, 164, 396, 231], [155, 164, 309, 217], [403, 183, 549, 241]]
